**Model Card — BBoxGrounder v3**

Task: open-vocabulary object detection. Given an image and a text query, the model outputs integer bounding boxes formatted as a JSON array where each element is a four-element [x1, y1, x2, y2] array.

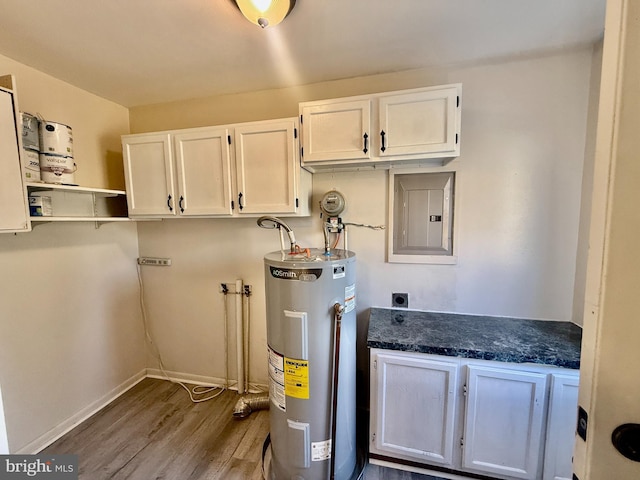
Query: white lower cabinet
[[462, 365, 547, 479], [369, 349, 580, 480], [543, 374, 580, 480], [371, 352, 459, 467]]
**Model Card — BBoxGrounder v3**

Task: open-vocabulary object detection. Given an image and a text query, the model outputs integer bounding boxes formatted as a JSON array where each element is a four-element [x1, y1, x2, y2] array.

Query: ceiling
[[0, 0, 606, 108]]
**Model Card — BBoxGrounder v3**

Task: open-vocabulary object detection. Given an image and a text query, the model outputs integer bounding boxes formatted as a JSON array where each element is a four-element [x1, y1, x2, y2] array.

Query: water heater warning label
[[284, 358, 309, 399], [312, 439, 331, 461], [345, 284, 356, 313], [268, 346, 286, 412]]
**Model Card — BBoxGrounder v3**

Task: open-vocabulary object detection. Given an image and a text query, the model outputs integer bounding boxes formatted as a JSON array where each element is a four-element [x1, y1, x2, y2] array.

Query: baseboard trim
[[145, 368, 267, 393], [369, 455, 487, 480], [145, 368, 226, 388], [19, 370, 147, 454]]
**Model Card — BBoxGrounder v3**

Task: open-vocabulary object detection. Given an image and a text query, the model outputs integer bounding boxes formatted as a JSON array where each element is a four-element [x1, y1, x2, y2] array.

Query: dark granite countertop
[[367, 307, 581, 369]]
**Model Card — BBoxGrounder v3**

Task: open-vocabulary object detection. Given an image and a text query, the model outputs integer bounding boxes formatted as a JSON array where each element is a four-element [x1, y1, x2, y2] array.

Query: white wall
[[0, 54, 144, 453], [134, 48, 593, 387]]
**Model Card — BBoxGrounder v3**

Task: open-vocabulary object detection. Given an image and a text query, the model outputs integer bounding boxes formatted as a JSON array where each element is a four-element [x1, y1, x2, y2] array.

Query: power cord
[[136, 263, 227, 403]]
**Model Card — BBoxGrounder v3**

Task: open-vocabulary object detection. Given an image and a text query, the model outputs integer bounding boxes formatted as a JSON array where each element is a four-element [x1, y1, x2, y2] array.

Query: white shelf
[[29, 216, 131, 222], [26, 182, 125, 197], [26, 182, 129, 224]]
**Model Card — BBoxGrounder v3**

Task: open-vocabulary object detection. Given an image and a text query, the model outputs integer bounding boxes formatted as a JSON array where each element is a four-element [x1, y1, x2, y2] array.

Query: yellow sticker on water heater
[[284, 357, 309, 399]]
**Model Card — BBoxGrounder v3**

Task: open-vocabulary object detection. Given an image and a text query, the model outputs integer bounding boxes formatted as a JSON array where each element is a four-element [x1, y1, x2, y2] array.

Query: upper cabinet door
[[301, 99, 371, 163], [173, 127, 233, 216], [234, 119, 298, 215], [379, 85, 460, 158], [123, 133, 176, 217], [0, 87, 30, 233]]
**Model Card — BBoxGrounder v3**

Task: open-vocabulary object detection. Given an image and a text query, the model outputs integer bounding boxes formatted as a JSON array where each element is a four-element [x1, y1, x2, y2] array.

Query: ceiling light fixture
[[234, 0, 296, 28]]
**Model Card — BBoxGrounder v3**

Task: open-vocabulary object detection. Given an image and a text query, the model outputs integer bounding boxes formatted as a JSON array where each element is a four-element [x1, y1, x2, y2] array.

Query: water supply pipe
[[236, 279, 244, 395], [330, 302, 345, 480]]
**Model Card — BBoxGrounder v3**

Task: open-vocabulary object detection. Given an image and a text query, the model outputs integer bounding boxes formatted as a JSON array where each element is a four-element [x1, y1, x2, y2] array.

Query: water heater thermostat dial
[[320, 191, 346, 216]]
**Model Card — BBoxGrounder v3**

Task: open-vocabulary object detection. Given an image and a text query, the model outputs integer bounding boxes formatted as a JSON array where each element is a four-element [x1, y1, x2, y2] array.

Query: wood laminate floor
[[43, 378, 442, 480]]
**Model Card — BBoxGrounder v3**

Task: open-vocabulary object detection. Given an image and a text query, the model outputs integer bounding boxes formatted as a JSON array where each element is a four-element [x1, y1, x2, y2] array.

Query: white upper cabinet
[[123, 132, 176, 217], [0, 77, 30, 233], [173, 127, 233, 216], [300, 99, 371, 162], [299, 84, 461, 172], [234, 119, 299, 215], [122, 118, 311, 218], [379, 87, 460, 158]]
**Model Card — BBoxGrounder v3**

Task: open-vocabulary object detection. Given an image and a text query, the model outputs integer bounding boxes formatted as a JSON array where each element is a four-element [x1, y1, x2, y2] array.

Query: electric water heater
[[264, 248, 357, 480]]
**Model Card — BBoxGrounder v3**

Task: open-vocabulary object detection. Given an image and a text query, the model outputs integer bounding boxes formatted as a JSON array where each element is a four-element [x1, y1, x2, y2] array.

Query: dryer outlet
[[392, 292, 409, 308]]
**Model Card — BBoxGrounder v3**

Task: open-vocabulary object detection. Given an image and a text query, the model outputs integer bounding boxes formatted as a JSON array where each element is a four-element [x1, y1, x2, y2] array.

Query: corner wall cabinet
[[122, 117, 311, 218], [0, 75, 30, 233], [299, 84, 461, 172], [369, 349, 579, 480], [0, 74, 131, 232]]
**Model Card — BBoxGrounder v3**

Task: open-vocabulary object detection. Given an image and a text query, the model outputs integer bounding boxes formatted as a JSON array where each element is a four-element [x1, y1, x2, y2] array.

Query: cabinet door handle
[[179, 195, 184, 213], [363, 132, 369, 154], [167, 194, 173, 212], [380, 130, 386, 152], [238, 192, 244, 211]]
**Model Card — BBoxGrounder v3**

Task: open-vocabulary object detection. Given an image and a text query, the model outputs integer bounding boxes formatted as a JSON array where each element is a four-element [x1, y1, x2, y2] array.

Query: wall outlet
[[138, 257, 171, 266], [392, 292, 409, 308]]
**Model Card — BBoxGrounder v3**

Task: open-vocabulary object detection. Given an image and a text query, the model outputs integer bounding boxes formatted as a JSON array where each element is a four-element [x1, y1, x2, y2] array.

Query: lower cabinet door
[[462, 364, 548, 480], [543, 373, 580, 480], [371, 350, 459, 466]]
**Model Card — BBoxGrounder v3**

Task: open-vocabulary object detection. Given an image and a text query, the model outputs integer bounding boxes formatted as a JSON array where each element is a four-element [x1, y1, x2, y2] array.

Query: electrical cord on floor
[[136, 263, 227, 403]]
